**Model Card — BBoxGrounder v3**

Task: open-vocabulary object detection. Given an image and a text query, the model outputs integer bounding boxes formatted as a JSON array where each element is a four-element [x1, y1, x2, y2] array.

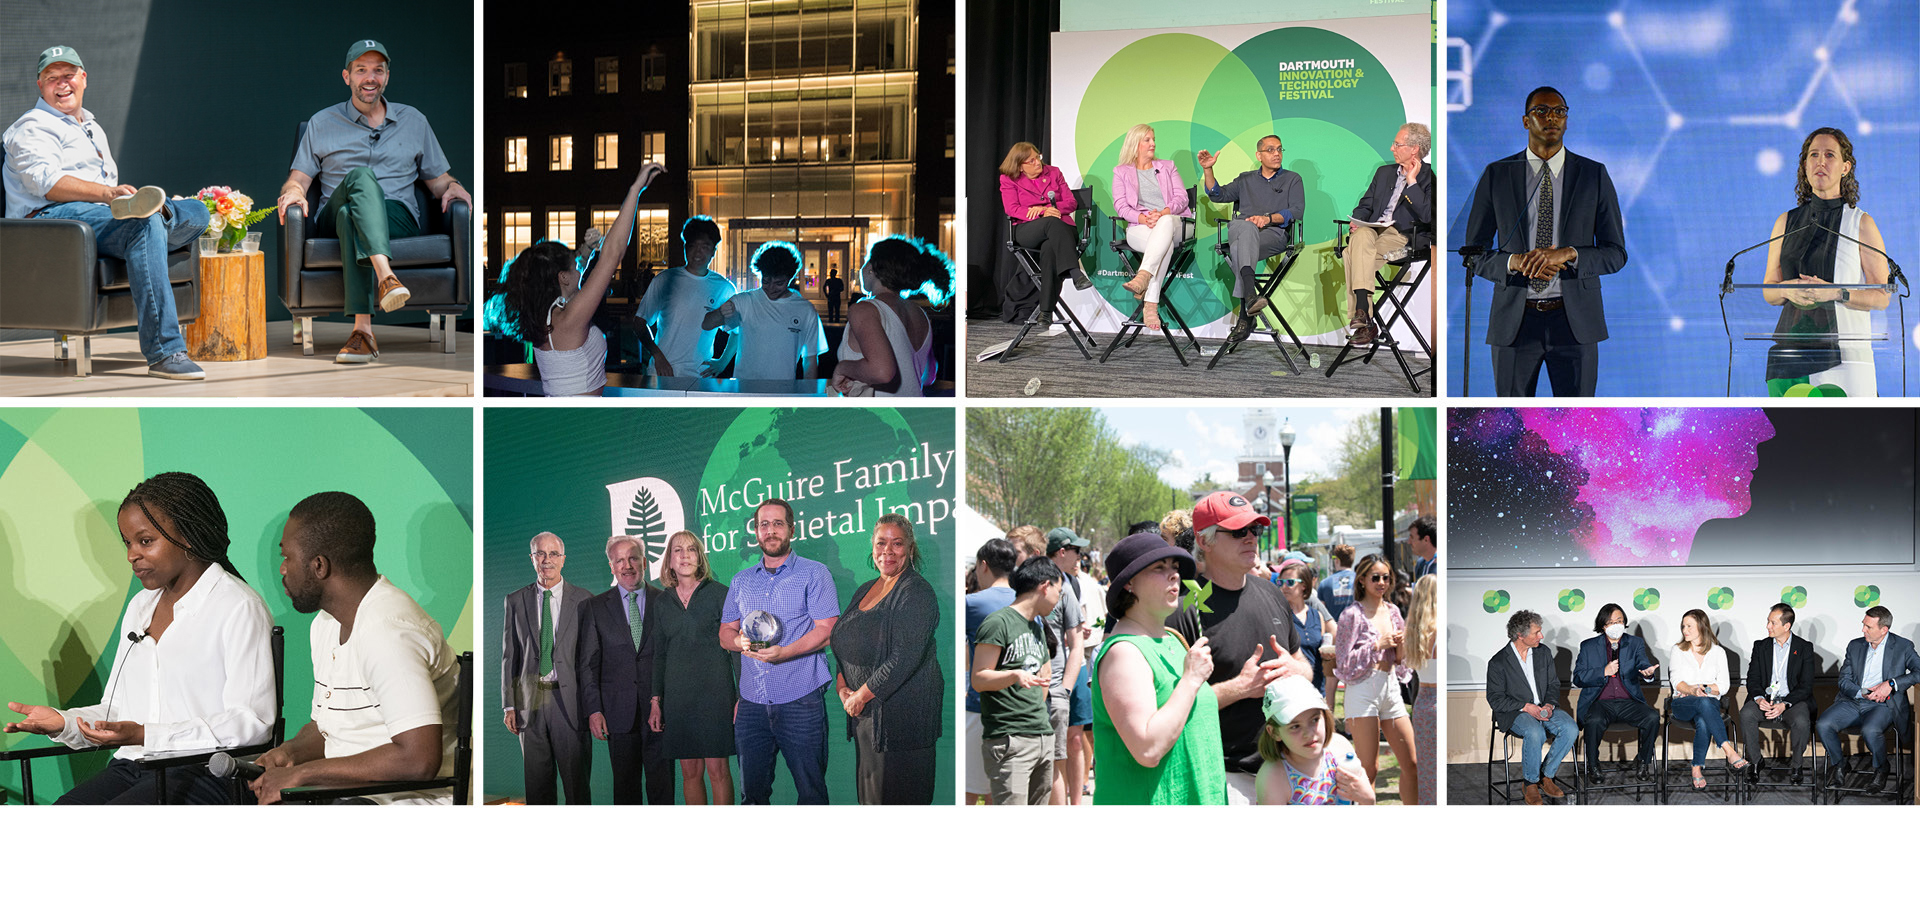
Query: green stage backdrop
[[484, 407, 957, 805], [0, 407, 474, 804]]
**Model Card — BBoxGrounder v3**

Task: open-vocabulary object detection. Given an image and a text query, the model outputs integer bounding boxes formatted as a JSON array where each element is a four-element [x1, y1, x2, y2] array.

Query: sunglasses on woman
[[1276, 578, 1303, 587], [1366, 574, 1392, 583]]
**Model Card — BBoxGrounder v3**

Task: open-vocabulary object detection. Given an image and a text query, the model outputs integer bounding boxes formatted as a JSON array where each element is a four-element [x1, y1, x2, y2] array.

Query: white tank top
[[840, 297, 933, 397], [532, 296, 607, 396]]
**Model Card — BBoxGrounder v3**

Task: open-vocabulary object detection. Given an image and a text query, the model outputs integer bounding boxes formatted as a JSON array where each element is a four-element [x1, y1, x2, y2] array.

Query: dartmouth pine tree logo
[[624, 485, 669, 574]]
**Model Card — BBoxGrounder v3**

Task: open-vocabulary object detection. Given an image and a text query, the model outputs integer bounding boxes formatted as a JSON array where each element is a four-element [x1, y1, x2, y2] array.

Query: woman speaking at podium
[[1762, 127, 1890, 397]]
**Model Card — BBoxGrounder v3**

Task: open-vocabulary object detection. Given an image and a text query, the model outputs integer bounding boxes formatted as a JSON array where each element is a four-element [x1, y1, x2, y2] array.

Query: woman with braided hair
[[3, 472, 274, 804]]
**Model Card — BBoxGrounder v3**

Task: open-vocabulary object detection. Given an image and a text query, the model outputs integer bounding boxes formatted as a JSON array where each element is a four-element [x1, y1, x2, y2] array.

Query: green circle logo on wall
[[1482, 589, 1510, 613], [1072, 27, 1409, 334], [1854, 585, 1881, 608], [1633, 587, 1661, 611], [1558, 588, 1585, 612], [1708, 587, 1736, 610], [1781, 585, 1808, 608]]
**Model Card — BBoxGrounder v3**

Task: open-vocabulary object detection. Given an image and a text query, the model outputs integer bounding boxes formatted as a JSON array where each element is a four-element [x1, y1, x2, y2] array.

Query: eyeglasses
[[532, 551, 565, 561], [1221, 524, 1267, 539], [1527, 105, 1571, 120], [1257, 146, 1283, 154]]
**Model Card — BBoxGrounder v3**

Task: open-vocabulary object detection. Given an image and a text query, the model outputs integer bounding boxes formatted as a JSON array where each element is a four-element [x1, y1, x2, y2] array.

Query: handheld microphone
[[208, 751, 265, 781]]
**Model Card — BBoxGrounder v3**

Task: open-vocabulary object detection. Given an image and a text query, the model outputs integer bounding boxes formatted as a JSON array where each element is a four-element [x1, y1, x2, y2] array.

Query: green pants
[[315, 166, 420, 314]]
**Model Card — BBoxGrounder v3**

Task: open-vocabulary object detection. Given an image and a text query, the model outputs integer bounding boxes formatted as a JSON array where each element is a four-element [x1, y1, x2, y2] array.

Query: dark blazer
[[1571, 633, 1658, 723], [501, 580, 594, 729], [1487, 642, 1561, 728], [582, 585, 658, 735], [1838, 632, 1920, 722], [833, 569, 945, 753], [1349, 161, 1436, 256], [1744, 634, 1817, 707], [1461, 149, 1627, 347]]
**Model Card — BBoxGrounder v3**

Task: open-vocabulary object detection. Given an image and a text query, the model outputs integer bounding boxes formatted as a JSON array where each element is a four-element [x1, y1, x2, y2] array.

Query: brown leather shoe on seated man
[[335, 329, 379, 364], [1522, 781, 1543, 805], [1538, 775, 1564, 799], [376, 273, 410, 312], [1347, 300, 1377, 345]]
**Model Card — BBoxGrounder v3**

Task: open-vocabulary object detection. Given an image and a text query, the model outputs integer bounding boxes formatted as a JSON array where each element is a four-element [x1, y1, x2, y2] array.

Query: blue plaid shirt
[[722, 554, 840, 705]]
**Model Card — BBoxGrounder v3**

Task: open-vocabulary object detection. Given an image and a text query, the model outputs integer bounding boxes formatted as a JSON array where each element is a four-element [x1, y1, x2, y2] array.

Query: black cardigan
[[833, 568, 945, 752]]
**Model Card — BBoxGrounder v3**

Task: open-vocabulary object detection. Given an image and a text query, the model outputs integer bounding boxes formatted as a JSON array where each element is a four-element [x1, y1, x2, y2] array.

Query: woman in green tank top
[[1092, 533, 1226, 804]]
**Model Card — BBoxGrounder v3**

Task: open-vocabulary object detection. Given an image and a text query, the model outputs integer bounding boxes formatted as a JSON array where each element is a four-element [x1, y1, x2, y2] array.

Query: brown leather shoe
[[1523, 782, 1543, 805], [334, 330, 380, 364], [1539, 776, 1565, 798], [376, 274, 411, 312], [1348, 305, 1377, 345]]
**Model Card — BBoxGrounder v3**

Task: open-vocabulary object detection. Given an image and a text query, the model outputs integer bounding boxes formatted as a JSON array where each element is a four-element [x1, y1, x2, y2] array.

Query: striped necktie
[[1531, 161, 1554, 292], [539, 589, 554, 676], [626, 590, 645, 652]]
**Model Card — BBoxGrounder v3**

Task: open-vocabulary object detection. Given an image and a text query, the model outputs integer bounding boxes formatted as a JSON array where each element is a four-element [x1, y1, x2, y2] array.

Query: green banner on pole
[[1292, 494, 1319, 544], [1396, 407, 1436, 480]]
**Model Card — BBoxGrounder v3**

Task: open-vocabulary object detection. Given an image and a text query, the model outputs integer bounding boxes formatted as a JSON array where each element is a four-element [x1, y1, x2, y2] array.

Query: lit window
[[505, 137, 528, 173], [546, 209, 577, 248], [548, 55, 571, 96], [591, 206, 621, 235], [505, 63, 527, 99], [635, 209, 669, 265], [502, 210, 532, 263], [550, 135, 573, 171], [641, 131, 667, 167], [596, 57, 619, 94], [594, 133, 619, 169]]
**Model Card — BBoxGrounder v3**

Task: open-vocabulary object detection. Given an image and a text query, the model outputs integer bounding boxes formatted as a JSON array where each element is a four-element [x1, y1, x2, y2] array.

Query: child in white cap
[[1256, 675, 1374, 804]]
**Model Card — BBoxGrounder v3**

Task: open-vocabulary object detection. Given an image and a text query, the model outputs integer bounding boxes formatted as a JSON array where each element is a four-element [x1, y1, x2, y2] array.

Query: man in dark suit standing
[[1739, 602, 1818, 784], [1343, 123, 1435, 345], [502, 531, 593, 804], [583, 534, 674, 804], [1571, 603, 1660, 784], [1816, 605, 1920, 792], [1486, 609, 1576, 804], [1462, 86, 1627, 396]]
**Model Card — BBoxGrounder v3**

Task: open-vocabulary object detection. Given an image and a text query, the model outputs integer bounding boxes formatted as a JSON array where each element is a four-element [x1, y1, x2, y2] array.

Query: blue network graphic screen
[[1445, 0, 1919, 397]]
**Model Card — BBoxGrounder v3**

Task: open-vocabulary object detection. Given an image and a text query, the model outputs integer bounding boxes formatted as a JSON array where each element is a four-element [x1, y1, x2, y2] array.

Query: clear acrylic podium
[[1718, 282, 1906, 397]]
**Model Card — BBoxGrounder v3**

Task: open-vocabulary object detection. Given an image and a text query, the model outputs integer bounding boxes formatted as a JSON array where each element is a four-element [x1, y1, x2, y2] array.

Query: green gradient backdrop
[[0, 408, 473, 804], [484, 407, 956, 805]]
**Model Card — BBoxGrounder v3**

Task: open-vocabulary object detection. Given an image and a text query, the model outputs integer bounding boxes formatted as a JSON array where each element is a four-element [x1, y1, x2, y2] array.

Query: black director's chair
[[1327, 219, 1435, 394], [1102, 186, 1204, 366], [1000, 186, 1099, 364], [1206, 206, 1309, 373]]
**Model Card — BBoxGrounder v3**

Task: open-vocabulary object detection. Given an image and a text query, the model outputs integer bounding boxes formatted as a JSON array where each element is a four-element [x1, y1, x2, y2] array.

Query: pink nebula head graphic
[[1516, 408, 1776, 566]]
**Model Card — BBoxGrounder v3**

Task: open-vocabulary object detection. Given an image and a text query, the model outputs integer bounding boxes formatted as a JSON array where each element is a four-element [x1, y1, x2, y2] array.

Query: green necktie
[[626, 591, 645, 652], [539, 589, 554, 676]]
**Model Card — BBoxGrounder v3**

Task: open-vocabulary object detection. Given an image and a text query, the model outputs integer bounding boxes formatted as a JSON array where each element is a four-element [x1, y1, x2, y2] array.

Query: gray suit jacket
[[1462, 149, 1627, 347], [1487, 642, 1562, 728], [501, 580, 594, 730], [1838, 632, 1920, 722]]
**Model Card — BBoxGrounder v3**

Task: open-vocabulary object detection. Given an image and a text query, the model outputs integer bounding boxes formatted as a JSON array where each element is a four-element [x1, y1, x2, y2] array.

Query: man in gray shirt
[[275, 40, 471, 366], [1200, 135, 1305, 341]]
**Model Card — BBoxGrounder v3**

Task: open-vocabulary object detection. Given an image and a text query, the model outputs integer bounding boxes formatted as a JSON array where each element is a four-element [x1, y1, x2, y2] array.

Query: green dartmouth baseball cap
[[37, 46, 85, 76], [345, 39, 390, 68]]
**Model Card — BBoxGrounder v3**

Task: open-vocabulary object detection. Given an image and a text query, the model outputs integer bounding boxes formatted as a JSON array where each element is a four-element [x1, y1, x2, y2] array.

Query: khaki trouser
[[1344, 222, 1409, 313]]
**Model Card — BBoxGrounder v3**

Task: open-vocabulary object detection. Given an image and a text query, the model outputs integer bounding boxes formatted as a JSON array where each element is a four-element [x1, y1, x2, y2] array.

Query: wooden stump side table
[[185, 249, 267, 361]]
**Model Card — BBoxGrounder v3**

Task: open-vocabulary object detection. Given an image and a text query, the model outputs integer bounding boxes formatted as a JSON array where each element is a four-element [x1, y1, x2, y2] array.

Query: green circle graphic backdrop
[[485, 407, 956, 805], [0, 408, 474, 803], [1073, 27, 1409, 333]]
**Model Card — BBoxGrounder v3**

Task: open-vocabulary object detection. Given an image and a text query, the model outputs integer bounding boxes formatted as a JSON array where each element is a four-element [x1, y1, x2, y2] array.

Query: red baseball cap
[[1193, 491, 1268, 532]]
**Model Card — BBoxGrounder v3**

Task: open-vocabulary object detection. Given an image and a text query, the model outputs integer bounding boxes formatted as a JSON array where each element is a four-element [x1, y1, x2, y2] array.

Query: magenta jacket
[[1000, 165, 1076, 224], [1112, 159, 1192, 224]]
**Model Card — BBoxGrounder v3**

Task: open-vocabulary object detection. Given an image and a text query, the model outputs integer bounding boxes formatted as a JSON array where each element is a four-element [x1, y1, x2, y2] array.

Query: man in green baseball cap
[[277, 39, 470, 365], [4, 44, 214, 379]]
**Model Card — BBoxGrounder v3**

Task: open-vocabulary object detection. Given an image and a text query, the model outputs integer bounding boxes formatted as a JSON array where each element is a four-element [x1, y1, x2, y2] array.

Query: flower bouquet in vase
[[195, 186, 269, 253]]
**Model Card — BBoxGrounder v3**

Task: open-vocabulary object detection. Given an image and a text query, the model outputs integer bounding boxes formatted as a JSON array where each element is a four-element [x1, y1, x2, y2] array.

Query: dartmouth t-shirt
[[1168, 575, 1302, 774], [975, 604, 1052, 738]]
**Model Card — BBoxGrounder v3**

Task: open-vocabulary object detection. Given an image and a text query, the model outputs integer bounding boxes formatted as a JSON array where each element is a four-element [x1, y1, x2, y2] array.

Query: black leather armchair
[[0, 149, 200, 377], [279, 123, 469, 355]]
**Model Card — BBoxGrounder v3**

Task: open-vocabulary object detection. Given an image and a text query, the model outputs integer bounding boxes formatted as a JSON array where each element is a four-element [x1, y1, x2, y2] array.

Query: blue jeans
[[36, 199, 209, 363], [1509, 708, 1577, 783], [1816, 697, 1897, 770], [1672, 696, 1730, 765], [736, 684, 829, 805]]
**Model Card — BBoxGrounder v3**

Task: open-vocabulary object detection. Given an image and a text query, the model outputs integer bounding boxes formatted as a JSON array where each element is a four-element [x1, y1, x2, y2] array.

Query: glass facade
[[690, 0, 922, 282]]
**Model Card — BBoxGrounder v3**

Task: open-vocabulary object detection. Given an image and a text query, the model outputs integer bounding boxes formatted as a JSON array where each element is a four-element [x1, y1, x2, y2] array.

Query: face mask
[[1605, 623, 1626, 641]]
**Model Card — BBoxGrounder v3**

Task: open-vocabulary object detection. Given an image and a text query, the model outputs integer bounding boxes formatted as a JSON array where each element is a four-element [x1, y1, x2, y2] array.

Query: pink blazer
[[1000, 166, 1076, 224], [1112, 159, 1191, 224]]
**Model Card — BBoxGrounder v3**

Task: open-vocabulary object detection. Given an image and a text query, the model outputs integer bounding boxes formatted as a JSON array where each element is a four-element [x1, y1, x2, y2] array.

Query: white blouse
[[54, 565, 275, 759], [1667, 643, 1731, 697]]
